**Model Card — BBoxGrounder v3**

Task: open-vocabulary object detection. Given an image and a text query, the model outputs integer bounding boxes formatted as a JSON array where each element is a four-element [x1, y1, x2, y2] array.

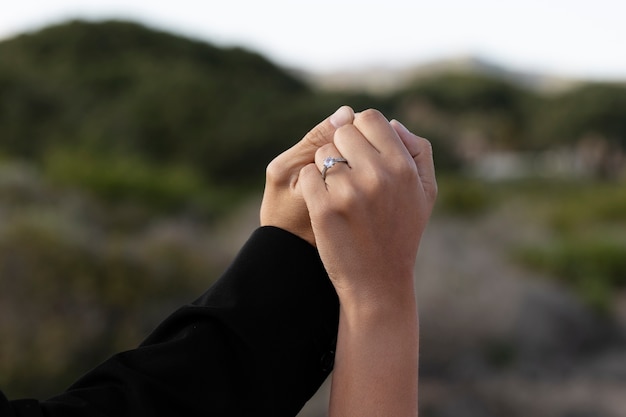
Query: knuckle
[[379, 155, 416, 184], [401, 158, 420, 181], [417, 137, 434, 159], [333, 124, 354, 147], [265, 157, 288, 185], [358, 108, 385, 123], [316, 142, 336, 161], [362, 166, 389, 195], [426, 179, 439, 202], [335, 186, 361, 213]]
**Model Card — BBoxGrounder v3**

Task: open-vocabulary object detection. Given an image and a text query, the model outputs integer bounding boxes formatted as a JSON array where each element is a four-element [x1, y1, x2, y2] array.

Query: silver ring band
[[321, 156, 348, 180]]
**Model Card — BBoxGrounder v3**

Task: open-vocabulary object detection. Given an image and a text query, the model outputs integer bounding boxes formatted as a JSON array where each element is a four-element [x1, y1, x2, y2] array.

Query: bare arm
[[331, 287, 419, 416], [300, 110, 437, 417]]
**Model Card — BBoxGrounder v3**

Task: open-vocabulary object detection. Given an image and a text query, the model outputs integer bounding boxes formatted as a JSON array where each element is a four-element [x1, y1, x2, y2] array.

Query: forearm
[[329, 288, 419, 417], [298, 109, 436, 417]]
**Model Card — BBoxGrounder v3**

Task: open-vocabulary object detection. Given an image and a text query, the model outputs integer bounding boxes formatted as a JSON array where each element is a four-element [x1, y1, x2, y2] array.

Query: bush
[[43, 148, 236, 217], [435, 176, 494, 216], [0, 159, 224, 399], [516, 239, 626, 313], [547, 182, 626, 233]]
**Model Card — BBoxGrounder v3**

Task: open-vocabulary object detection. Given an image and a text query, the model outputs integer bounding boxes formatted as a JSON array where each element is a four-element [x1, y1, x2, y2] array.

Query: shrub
[[435, 176, 493, 216], [43, 148, 229, 216], [516, 239, 626, 313]]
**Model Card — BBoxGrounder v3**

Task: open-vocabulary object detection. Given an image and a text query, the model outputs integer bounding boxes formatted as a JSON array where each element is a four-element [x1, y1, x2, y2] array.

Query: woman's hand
[[260, 106, 354, 246], [299, 109, 437, 417], [299, 109, 437, 303]]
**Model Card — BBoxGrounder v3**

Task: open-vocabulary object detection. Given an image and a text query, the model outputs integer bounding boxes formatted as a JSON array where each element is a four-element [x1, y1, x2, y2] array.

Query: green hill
[[0, 19, 332, 185], [2, 19, 625, 184]]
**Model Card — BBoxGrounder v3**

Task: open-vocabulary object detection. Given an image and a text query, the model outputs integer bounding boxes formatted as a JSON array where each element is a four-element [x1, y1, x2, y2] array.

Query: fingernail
[[330, 106, 353, 128]]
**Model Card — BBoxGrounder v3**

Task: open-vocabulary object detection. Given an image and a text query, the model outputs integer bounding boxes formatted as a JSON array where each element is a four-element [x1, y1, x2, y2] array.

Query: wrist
[[331, 279, 419, 417], [336, 280, 418, 325]]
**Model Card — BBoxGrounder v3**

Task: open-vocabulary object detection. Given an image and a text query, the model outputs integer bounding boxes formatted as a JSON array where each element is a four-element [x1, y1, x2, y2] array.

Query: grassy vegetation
[[42, 147, 244, 218], [0, 161, 224, 398], [506, 180, 626, 313], [434, 176, 496, 216], [517, 238, 626, 313], [432, 175, 626, 313]]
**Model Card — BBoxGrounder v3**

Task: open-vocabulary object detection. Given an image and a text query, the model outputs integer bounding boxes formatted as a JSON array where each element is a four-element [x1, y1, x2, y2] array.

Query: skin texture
[[300, 109, 437, 417], [260, 106, 355, 245], [261, 107, 437, 417]]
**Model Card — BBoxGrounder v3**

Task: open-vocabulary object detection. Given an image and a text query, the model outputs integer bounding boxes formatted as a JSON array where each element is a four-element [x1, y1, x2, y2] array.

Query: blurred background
[[1, 1, 625, 416]]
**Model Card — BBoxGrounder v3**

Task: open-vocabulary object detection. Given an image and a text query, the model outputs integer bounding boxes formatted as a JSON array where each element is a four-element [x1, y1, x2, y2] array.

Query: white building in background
[[464, 137, 626, 181]]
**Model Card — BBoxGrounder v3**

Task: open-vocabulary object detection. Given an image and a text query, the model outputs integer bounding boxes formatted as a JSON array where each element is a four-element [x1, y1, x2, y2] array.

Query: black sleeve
[[1, 226, 339, 417]]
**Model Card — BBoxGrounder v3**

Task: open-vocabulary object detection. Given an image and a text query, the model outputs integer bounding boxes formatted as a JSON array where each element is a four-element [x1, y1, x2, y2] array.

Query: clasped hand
[[261, 106, 437, 303], [262, 105, 436, 417]]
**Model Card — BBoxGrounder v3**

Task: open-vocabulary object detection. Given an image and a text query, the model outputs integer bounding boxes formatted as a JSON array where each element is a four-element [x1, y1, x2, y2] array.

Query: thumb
[[302, 105, 354, 150], [267, 106, 355, 186]]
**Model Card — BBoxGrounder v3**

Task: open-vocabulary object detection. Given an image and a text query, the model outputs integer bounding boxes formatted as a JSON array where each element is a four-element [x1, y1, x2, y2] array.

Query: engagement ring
[[321, 156, 348, 180]]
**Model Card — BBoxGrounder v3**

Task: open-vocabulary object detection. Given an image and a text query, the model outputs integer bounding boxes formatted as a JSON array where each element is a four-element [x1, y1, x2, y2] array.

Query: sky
[[1, 0, 625, 81]]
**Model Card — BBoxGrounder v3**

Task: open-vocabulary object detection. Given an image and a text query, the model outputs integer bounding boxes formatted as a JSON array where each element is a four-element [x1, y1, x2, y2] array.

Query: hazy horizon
[[2, 0, 625, 82]]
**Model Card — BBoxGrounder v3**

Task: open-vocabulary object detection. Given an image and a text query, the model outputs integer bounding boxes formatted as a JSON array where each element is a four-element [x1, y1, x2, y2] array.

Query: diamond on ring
[[321, 156, 348, 180]]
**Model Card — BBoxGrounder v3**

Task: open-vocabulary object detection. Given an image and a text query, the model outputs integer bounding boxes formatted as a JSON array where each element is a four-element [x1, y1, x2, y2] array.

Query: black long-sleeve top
[[0, 226, 340, 417]]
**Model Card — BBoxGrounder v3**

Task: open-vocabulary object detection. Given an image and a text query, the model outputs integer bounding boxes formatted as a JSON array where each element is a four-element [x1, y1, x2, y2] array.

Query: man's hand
[[260, 106, 354, 246]]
